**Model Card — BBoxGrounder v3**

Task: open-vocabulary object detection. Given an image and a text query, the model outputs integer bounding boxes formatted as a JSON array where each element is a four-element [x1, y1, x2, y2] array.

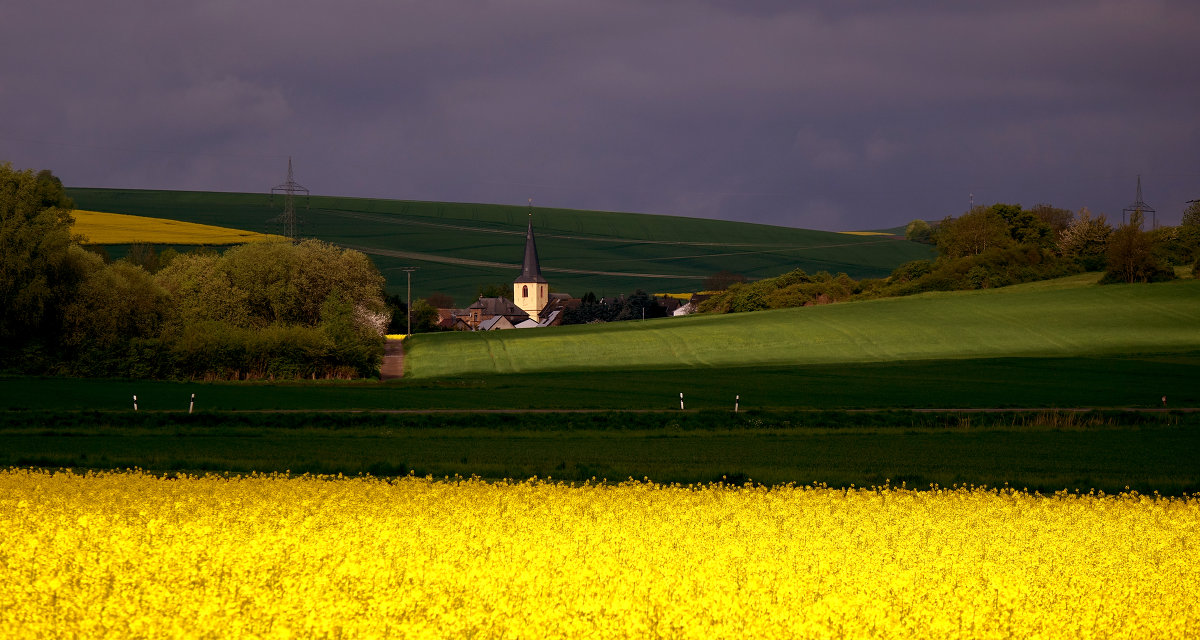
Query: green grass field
[[66, 188, 934, 304], [5, 269, 1198, 493], [10, 190, 1192, 496], [2, 275, 1196, 411], [404, 274, 1200, 378]]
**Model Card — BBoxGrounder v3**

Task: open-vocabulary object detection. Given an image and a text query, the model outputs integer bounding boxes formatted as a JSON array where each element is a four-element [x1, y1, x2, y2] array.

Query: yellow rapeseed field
[[2, 470, 1197, 639], [72, 210, 283, 245]]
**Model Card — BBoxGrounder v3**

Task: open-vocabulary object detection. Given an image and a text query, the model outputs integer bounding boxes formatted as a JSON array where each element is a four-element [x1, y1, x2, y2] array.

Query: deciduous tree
[[1182, 201, 1200, 228], [1058, 207, 1112, 270], [934, 207, 1012, 258], [63, 257, 169, 350], [1029, 204, 1074, 241], [905, 219, 934, 244], [1103, 211, 1173, 284], [155, 252, 251, 329], [0, 164, 77, 350], [409, 298, 440, 333]]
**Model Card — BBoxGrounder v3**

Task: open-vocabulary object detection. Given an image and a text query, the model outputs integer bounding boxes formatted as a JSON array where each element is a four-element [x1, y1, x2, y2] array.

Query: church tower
[[513, 205, 548, 320]]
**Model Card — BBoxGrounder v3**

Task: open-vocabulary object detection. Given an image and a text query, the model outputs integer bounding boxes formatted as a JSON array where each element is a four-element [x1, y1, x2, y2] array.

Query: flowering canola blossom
[[70, 210, 283, 245], [2, 470, 1198, 639]]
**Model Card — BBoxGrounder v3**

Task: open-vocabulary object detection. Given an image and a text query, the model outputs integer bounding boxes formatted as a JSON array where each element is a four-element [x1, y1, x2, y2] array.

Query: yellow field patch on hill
[[653, 291, 722, 299], [72, 210, 283, 245], [839, 230, 895, 236]]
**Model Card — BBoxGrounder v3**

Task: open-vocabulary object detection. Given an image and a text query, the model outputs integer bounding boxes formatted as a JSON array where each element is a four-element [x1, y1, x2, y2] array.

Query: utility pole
[[401, 267, 417, 335]]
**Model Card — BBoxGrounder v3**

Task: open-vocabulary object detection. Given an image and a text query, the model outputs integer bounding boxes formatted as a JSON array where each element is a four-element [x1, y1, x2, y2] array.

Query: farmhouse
[[673, 293, 713, 316]]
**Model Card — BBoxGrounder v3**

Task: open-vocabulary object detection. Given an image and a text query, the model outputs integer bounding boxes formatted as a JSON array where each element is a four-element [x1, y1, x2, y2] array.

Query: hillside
[[67, 188, 934, 304], [72, 210, 282, 245], [403, 275, 1200, 378]]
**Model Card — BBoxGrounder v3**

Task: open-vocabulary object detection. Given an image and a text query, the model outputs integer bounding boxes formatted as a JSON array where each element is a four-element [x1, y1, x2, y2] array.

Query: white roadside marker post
[[189, 393, 195, 414], [735, 395, 739, 413], [680, 393, 685, 411], [133, 395, 138, 412]]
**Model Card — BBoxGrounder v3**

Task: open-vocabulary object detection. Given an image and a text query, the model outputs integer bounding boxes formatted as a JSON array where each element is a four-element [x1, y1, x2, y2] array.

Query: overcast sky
[[3, 1, 1198, 230]]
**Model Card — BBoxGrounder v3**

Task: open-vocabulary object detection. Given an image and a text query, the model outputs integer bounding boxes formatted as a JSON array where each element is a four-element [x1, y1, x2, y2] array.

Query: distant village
[[434, 214, 709, 331]]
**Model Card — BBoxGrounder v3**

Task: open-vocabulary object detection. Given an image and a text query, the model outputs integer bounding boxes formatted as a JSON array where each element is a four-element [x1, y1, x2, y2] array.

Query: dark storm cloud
[[2, 1, 1198, 229]]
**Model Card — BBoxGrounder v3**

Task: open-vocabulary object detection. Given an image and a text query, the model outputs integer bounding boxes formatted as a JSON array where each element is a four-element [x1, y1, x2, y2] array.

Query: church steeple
[[515, 202, 547, 284], [513, 199, 549, 320]]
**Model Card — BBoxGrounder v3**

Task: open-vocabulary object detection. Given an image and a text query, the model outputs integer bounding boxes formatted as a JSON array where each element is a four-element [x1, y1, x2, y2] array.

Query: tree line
[[561, 290, 669, 324], [1, 163, 388, 379], [699, 201, 1200, 314]]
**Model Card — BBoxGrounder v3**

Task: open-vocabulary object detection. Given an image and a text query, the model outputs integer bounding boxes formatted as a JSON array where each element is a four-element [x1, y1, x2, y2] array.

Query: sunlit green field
[[404, 275, 1200, 378]]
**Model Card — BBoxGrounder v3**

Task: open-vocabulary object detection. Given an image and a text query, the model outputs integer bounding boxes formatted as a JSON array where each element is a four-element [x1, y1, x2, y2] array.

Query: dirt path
[[379, 339, 405, 380]]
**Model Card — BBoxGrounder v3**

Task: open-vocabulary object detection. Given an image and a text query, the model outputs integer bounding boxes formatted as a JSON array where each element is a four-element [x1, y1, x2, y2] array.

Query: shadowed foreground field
[[4, 410, 1198, 495], [3, 352, 1199, 412]]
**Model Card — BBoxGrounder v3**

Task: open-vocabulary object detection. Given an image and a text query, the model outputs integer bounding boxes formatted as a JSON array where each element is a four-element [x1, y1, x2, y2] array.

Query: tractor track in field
[[339, 243, 709, 280], [321, 207, 906, 249]]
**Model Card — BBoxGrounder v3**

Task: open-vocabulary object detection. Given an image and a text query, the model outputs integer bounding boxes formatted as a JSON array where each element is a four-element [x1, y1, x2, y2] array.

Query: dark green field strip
[[3, 353, 1198, 412], [8, 408, 1194, 432], [4, 421, 1196, 495], [64, 188, 930, 257], [66, 188, 934, 303]]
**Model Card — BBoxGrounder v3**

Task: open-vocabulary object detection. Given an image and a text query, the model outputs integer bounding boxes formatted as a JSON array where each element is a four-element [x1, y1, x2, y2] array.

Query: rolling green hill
[[403, 275, 1200, 378], [66, 188, 934, 304]]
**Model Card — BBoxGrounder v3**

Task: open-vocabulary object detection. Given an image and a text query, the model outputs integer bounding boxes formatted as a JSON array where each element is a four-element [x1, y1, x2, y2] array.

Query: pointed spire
[[515, 199, 547, 284]]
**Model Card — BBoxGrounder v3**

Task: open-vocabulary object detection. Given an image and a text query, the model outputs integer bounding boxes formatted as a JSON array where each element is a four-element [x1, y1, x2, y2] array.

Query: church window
[[523, 285, 529, 297]]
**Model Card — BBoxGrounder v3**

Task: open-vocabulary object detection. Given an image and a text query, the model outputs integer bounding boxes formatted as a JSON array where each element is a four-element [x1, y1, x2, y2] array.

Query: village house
[[673, 292, 713, 316], [462, 296, 529, 330]]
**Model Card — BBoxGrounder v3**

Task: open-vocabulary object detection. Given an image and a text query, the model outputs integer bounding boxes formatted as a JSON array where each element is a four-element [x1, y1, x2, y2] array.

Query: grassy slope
[[66, 188, 935, 304], [404, 275, 1200, 378]]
